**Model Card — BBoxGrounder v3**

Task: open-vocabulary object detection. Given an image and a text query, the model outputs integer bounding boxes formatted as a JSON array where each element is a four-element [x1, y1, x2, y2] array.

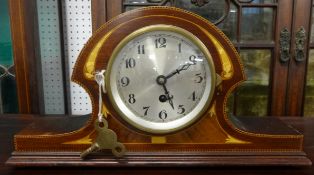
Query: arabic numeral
[[120, 77, 130, 87], [189, 55, 197, 65], [143, 106, 150, 116], [194, 73, 203, 83], [159, 110, 167, 121], [128, 94, 136, 104], [178, 43, 181, 53], [177, 105, 185, 114], [126, 58, 136, 68], [137, 45, 145, 54], [155, 37, 167, 48], [188, 91, 197, 101]]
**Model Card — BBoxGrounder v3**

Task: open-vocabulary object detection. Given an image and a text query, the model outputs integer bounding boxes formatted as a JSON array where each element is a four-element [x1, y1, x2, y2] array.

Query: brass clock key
[[80, 120, 126, 159]]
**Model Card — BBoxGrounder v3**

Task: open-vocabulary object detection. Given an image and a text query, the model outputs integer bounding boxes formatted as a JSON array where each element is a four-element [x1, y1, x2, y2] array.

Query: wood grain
[[286, 0, 312, 116], [8, 0, 42, 114], [91, 0, 107, 32], [270, 0, 293, 116]]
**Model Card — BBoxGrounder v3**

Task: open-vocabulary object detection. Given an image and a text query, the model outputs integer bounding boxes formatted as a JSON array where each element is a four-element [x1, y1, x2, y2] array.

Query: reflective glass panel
[[0, 0, 18, 113], [175, 0, 227, 24], [234, 50, 271, 116], [125, 6, 144, 11], [124, 0, 148, 3], [304, 50, 314, 116], [217, 2, 237, 42], [238, 0, 275, 3], [241, 8, 274, 42], [310, 8, 314, 43], [123, 0, 171, 11], [0, 2, 13, 67]]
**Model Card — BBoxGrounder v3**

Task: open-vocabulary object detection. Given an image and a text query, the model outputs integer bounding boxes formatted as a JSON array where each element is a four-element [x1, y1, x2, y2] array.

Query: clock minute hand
[[165, 62, 193, 79]]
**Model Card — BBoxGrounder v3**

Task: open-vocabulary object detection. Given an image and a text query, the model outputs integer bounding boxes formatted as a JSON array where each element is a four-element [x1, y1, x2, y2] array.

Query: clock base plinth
[[7, 115, 312, 167], [6, 151, 311, 167]]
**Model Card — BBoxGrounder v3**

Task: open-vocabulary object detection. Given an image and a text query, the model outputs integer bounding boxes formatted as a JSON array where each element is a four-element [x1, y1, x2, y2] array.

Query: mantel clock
[[7, 7, 311, 166]]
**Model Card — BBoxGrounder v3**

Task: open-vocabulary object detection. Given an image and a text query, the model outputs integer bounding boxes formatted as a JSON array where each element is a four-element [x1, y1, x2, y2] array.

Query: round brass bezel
[[105, 24, 216, 134]]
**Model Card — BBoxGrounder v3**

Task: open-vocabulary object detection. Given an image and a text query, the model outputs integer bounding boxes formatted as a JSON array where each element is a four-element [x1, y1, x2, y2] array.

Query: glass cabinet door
[[305, 50, 314, 116], [304, 1, 314, 116], [0, 0, 18, 114]]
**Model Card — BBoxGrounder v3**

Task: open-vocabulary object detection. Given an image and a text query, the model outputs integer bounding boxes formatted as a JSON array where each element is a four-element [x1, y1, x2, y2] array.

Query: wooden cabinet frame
[[9, 0, 42, 114]]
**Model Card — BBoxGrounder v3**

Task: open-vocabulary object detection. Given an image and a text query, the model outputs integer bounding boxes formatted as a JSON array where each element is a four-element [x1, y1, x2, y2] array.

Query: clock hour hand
[[162, 84, 174, 109], [156, 75, 174, 109]]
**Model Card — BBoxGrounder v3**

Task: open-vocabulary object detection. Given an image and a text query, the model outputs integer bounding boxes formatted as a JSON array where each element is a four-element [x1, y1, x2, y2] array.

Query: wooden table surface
[[1, 114, 314, 174]]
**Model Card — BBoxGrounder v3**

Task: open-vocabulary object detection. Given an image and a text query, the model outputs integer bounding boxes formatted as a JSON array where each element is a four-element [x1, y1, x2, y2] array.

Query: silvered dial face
[[107, 25, 215, 134]]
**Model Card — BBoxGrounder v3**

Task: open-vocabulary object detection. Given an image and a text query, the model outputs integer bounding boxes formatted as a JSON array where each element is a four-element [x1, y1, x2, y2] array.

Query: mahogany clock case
[[6, 7, 311, 166]]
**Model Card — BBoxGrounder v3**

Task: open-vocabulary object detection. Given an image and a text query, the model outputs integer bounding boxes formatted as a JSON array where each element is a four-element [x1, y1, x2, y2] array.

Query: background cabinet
[[115, 0, 314, 117], [5, 0, 314, 117]]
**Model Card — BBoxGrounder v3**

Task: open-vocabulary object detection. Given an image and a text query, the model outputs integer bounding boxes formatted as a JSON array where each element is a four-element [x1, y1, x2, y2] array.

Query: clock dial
[[107, 25, 215, 134]]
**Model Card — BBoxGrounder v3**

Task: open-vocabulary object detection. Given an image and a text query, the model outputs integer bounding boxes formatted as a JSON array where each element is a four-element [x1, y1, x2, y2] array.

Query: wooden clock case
[[6, 7, 311, 166]]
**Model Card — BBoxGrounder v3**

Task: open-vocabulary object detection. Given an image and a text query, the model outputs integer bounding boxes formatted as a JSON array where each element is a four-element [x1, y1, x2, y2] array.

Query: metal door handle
[[279, 27, 290, 62], [295, 26, 306, 62]]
